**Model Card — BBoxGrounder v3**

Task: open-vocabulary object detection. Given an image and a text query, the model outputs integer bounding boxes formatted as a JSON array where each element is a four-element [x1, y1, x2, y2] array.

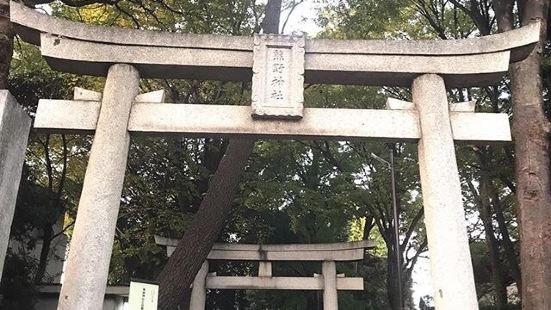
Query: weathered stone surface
[[385, 98, 415, 110], [58, 64, 140, 310], [189, 261, 208, 310], [41, 33, 253, 81], [10, 4, 525, 310], [155, 237, 374, 261], [204, 276, 363, 290], [0, 91, 30, 279], [11, 1, 537, 60], [35, 100, 102, 134], [135, 90, 165, 103], [73, 87, 102, 101], [322, 261, 338, 310], [258, 262, 272, 277], [10, 2, 539, 87], [34, 101, 512, 143], [251, 34, 305, 119], [38, 33, 511, 87], [386, 97, 476, 112], [453, 100, 476, 112], [72, 88, 165, 103], [413, 74, 478, 310]]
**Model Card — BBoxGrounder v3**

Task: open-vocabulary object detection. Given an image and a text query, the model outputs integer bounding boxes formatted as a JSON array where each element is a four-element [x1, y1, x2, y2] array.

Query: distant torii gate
[[7, 2, 540, 309], [155, 237, 375, 310]]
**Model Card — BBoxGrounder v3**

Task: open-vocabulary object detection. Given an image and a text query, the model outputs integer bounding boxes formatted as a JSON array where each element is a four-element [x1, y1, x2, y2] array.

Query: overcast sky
[[280, 1, 323, 35]]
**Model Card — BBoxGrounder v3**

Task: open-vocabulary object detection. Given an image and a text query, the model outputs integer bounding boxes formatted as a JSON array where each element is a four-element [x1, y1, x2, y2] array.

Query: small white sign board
[[128, 280, 158, 310]]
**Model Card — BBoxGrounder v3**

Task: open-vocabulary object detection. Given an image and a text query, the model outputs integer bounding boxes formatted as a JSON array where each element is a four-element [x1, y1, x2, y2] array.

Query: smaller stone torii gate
[[6, 2, 541, 309], [155, 237, 375, 310]]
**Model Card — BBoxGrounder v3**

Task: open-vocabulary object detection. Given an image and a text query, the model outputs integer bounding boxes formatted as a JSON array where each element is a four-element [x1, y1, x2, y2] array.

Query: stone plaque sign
[[251, 34, 305, 119]]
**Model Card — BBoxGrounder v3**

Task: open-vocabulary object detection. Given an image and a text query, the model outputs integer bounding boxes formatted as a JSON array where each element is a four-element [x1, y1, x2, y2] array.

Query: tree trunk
[[263, 0, 282, 34], [479, 173, 508, 307], [34, 225, 53, 284], [490, 181, 521, 289], [0, 0, 13, 89], [495, 0, 551, 308], [386, 249, 401, 310]]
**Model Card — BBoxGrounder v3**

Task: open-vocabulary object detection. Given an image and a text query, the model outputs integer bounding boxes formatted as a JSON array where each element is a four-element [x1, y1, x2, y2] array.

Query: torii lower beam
[[33, 101, 511, 143], [203, 275, 362, 290]]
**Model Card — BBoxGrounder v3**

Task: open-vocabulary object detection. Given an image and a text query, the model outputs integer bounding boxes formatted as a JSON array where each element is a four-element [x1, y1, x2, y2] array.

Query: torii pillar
[[58, 64, 140, 310], [0, 91, 31, 279], [414, 74, 478, 309]]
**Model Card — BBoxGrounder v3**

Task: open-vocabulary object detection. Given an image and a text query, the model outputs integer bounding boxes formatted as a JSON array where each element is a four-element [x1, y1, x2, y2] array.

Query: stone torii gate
[[8, 2, 540, 309], [155, 237, 375, 310]]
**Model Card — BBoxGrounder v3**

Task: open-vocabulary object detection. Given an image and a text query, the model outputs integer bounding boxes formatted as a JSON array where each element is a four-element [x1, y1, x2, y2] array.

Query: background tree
[[493, 0, 551, 308]]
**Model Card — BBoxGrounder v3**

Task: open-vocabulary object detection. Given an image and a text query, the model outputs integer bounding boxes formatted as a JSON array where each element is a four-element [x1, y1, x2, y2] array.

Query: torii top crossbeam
[[12, 1, 539, 87]]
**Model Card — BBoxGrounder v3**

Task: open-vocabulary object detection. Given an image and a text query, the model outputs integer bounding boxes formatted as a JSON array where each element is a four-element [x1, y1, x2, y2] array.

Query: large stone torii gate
[[5, 2, 540, 309]]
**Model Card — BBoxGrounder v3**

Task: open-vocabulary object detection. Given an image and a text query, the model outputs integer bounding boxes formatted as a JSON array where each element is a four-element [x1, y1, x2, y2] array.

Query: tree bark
[[386, 249, 401, 310], [34, 225, 53, 284], [263, 0, 282, 34], [490, 183, 521, 287], [0, 0, 13, 89], [479, 174, 508, 307], [495, 0, 551, 308]]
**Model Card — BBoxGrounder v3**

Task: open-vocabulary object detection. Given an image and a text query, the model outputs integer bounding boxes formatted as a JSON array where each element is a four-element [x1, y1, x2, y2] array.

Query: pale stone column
[[322, 261, 338, 310], [189, 260, 209, 310], [258, 261, 272, 277], [58, 64, 140, 310], [0, 91, 31, 279], [413, 74, 478, 310]]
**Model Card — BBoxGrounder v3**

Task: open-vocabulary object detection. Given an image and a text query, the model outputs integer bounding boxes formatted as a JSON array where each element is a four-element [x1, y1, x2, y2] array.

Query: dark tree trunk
[[490, 184, 521, 287], [263, 0, 282, 34], [34, 225, 53, 284], [386, 249, 401, 310], [0, 0, 13, 89], [495, 0, 551, 308], [479, 173, 508, 307]]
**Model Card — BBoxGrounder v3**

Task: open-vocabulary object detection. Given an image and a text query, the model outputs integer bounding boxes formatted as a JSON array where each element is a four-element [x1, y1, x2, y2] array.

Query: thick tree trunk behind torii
[[494, 0, 551, 308], [156, 1, 282, 309], [263, 0, 282, 34]]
